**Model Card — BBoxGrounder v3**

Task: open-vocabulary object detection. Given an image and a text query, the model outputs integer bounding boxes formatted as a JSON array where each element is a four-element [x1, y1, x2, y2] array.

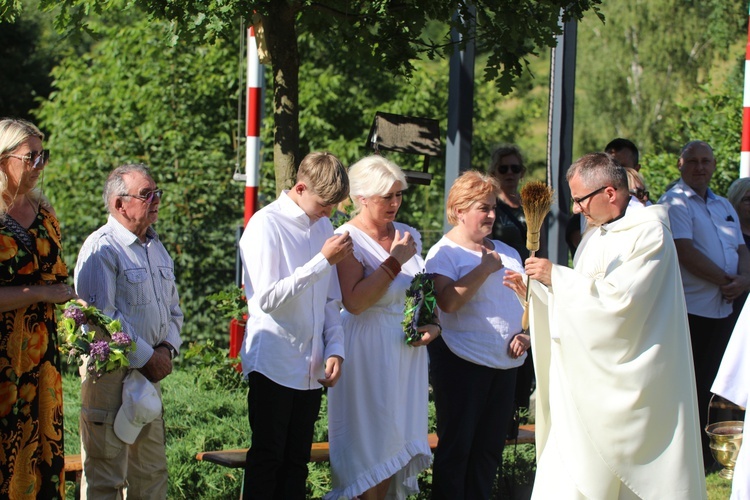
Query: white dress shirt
[[659, 179, 743, 318], [239, 191, 345, 390]]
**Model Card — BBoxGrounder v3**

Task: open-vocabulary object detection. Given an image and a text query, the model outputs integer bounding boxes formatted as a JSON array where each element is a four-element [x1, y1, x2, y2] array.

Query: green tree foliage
[[642, 74, 744, 201], [471, 56, 550, 179], [27, 0, 603, 192], [0, 0, 83, 121], [294, 31, 452, 249], [575, 0, 746, 155], [0, 20, 52, 120], [36, 11, 245, 344]]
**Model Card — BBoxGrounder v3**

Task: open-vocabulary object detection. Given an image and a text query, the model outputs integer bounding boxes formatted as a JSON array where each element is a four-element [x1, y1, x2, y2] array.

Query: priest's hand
[[525, 257, 552, 286]]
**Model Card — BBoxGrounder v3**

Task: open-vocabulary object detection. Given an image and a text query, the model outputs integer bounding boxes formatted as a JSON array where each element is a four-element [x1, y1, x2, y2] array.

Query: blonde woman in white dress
[[326, 155, 440, 500]]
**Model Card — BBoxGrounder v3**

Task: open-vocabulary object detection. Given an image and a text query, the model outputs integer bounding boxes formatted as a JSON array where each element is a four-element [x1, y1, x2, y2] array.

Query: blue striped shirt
[[74, 215, 183, 368]]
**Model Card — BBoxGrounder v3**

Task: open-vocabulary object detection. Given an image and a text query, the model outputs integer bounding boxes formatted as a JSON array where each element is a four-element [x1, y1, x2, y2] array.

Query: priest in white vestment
[[520, 153, 707, 499], [712, 300, 749, 500]]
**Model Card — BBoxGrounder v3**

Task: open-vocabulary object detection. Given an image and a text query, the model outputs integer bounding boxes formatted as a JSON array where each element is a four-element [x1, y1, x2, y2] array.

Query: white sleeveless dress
[[325, 222, 431, 500]]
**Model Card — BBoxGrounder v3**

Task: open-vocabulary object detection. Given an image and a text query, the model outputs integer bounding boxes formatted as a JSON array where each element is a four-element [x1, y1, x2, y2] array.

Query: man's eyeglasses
[[6, 149, 50, 170], [119, 189, 163, 204], [629, 188, 649, 201], [572, 186, 608, 206], [497, 164, 524, 175]]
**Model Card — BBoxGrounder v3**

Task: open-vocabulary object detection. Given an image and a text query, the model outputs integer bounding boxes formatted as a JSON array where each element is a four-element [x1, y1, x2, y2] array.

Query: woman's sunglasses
[[630, 188, 649, 201], [6, 149, 50, 170], [497, 164, 524, 174]]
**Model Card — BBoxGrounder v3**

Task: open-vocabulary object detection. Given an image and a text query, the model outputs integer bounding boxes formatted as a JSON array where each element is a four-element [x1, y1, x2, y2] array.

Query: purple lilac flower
[[110, 332, 131, 346], [63, 306, 87, 328], [89, 340, 110, 362]]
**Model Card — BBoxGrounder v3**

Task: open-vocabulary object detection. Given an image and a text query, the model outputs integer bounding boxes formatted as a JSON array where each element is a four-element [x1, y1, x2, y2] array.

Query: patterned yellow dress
[[0, 207, 67, 499]]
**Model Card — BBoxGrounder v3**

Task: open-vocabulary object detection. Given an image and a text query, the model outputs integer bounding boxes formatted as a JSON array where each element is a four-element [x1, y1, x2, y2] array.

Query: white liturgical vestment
[[528, 204, 707, 499], [712, 300, 750, 500]]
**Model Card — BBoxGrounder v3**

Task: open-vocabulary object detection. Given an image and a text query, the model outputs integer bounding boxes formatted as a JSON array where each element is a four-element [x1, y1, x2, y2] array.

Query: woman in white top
[[424, 170, 529, 500], [326, 155, 440, 500]]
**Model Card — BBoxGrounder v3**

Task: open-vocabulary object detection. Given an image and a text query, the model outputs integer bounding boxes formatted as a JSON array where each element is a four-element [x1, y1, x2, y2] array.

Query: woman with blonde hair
[[326, 155, 439, 500], [0, 118, 75, 498], [727, 177, 750, 248], [625, 167, 650, 206], [425, 170, 528, 500]]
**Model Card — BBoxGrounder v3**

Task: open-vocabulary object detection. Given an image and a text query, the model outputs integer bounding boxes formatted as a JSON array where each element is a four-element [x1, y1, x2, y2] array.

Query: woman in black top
[[488, 145, 529, 262]]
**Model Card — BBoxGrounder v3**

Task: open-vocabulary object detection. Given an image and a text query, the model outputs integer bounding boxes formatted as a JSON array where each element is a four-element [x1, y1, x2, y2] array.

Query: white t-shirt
[[425, 236, 526, 369]]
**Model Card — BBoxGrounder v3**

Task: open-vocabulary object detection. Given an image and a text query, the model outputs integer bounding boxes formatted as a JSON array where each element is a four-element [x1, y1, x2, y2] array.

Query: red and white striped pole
[[231, 23, 265, 366], [245, 24, 264, 225], [741, 3, 750, 178]]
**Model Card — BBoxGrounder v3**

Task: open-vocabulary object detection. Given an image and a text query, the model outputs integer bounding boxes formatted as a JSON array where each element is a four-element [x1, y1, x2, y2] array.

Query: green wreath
[[402, 272, 438, 345]]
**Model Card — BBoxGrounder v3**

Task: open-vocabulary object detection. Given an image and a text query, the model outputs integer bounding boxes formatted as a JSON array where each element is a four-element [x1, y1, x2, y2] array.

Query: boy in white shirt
[[239, 152, 353, 499]]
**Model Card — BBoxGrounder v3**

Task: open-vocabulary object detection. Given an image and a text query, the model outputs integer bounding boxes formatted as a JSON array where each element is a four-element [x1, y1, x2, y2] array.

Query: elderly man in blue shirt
[[75, 163, 183, 499]]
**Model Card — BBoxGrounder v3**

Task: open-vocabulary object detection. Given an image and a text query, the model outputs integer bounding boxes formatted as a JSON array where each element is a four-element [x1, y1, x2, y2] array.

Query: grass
[[62, 362, 251, 499], [61, 364, 734, 499], [707, 473, 733, 500]]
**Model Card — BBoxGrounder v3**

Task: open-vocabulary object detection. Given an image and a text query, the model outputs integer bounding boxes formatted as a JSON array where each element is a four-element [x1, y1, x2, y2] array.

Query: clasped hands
[[140, 346, 173, 383], [721, 273, 750, 303]]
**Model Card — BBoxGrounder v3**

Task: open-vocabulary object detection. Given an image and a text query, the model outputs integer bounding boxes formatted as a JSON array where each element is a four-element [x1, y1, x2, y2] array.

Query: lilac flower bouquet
[[58, 301, 136, 380]]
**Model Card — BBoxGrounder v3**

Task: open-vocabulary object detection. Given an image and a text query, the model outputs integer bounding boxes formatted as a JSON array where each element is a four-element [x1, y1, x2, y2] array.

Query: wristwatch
[[159, 343, 177, 360]]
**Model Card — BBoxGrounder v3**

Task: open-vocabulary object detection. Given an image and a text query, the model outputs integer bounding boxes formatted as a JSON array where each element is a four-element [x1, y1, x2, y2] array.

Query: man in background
[[605, 137, 641, 171], [659, 140, 750, 468]]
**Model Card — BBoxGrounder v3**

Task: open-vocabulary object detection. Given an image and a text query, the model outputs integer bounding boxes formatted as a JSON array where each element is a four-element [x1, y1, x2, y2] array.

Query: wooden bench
[[195, 424, 535, 469], [64, 454, 83, 498], [64, 454, 83, 481]]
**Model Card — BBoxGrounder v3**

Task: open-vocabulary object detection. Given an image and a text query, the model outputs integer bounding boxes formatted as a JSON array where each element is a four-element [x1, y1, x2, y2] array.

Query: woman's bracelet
[[380, 256, 402, 279], [431, 323, 442, 336], [380, 263, 395, 280]]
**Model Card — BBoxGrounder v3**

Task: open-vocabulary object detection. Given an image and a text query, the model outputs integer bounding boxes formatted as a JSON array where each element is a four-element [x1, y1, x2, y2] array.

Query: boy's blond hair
[[297, 152, 349, 205]]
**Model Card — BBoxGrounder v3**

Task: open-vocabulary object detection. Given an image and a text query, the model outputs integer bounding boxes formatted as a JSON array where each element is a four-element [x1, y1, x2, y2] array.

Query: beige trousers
[[79, 368, 168, 500]]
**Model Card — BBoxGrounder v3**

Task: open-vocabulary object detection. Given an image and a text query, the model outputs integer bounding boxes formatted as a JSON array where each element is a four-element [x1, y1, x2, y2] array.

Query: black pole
[[444, 4, 476, 230], [546, 15, 577, 265]]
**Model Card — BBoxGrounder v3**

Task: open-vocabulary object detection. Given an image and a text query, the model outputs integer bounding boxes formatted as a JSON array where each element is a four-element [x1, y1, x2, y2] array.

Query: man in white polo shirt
[[659, 140, 750, 468]]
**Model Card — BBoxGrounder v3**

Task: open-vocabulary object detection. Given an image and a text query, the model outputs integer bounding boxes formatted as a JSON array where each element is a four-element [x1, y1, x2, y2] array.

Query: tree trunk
[[265, 1, 299, 195]]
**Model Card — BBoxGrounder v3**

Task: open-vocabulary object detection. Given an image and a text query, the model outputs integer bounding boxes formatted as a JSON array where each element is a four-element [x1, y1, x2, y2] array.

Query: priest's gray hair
[[567, 152, 627, 191]]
